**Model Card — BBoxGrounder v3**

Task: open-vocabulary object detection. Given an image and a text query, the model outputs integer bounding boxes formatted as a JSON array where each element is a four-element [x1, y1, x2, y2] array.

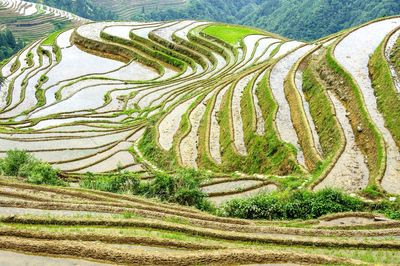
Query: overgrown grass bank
[[369, 37, 400, 148]]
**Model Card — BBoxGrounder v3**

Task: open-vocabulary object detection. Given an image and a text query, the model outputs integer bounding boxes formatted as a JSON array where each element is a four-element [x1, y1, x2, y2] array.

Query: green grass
[[301, 56, 345, 186], [215, 71, 301, 179], [369, 36, 400, 148], [389, 34, 400, 74], [41, 30, 64, 46], [202, 24, 265, 47]]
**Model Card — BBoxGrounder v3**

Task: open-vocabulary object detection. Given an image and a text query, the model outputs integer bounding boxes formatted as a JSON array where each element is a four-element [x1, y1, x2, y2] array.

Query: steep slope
[[0, 0, 89, 42], [137, 0, 400, 41], [0, 16, 400, 266], [96, 0, 187, 20], [1, 17, 400, 198]]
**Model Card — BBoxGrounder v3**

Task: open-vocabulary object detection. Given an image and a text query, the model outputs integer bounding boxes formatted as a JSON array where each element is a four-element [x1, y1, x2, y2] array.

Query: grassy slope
[[369, 33, 400, 148], [301, 56, 345, 186], [202, 25, 264, 47]]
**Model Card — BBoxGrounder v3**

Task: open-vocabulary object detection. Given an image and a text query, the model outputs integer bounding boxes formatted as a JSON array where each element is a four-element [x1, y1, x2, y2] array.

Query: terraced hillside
[[2, 18, 400, 194], [1, 15, 400, 265], [96, 0, 187, 20], [0, 0, 89, 42]]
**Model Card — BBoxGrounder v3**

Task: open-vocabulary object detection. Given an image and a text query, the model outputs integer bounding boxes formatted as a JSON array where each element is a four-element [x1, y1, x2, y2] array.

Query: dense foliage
[[219, 189, 365, 219], [31, 0, 117, 21], [133, 0, 400, 41], [0, 150, 66, 186], [80, 168, 214, 211], [0, 29, 24, 62]]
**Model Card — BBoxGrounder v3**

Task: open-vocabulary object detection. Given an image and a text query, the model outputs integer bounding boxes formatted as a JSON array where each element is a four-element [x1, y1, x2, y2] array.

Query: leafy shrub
[[369, 198, 400, 220], [361, 184, 384, 199], [80, 172, 141, 193], [149, 168, 213, 211], [0, 150, 65, 186], [0, 150, 32, 176], [80, 168, 214, 212], [219, 188, 365, 220], [22, 161, 64, 186]]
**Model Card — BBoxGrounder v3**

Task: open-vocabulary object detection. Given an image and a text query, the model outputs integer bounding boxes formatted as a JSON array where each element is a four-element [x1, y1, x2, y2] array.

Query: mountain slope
[[95, 0, 187, 20], [136, 0, 400, 41], [0, 15, 400, 266], [0, 0, 88, 42], [1, 17, 400, 195], [30, 0, 117, 21]]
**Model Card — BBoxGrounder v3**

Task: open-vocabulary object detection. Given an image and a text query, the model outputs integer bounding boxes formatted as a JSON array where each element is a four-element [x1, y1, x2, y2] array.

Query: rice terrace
[[0, 0, 400, 265]]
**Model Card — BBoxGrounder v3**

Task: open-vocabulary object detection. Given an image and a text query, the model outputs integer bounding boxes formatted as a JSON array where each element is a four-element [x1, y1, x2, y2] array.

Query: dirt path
[[0, 207, 112, 218], [0, 250, 111, 266]]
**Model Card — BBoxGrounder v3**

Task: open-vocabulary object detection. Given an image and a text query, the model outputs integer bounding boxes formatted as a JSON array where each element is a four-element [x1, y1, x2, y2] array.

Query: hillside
[[0, 0, 88, 42], [0, 14, 400, 265], [30, 0, 117, 21], [95, 0, 187, 20], [136, 0, 400, 41], [0, 29, 24, 61]]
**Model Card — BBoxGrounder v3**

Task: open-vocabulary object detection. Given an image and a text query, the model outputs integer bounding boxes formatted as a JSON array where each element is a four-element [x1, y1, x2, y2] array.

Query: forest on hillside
[[133, 0, 400, 40], [0, 30, 23, 62]]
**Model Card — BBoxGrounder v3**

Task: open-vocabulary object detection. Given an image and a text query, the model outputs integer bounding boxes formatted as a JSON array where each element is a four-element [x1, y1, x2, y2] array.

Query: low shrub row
[[218, 189, 364, 220], [219, 188, 400, 220], [80, 168, 214, 212], [2, 151, 399, 220]]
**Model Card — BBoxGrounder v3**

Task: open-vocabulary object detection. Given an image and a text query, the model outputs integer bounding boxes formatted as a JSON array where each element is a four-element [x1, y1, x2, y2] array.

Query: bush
[[369, 198, 400, 220], [80, 172, 141, 193], [0, 150, 65, 186], [0, 150, 32, 176], [80, 168, 214, 212], [219, 188, 365, 220], [149, 169, 213, 211]]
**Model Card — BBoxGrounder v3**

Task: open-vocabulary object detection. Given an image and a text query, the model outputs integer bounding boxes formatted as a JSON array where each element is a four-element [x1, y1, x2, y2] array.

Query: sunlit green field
[[203, 24, 265, 46]]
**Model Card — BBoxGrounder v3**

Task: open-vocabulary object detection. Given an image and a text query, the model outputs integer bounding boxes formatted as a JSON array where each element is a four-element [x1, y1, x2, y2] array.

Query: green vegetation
[[135, 0, 400, 40], [220, 188, 400, 220], [0, 29, 24, 62], [325, 47, 386, 189], [0, 150, 65, 186], [81, 168, 214, 211], [202, 25, 264, 47], [302, 63, 342, 158], [41, 30, 64, 46], [219, 189, 365, 220], [369, 36, 400, 147]]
